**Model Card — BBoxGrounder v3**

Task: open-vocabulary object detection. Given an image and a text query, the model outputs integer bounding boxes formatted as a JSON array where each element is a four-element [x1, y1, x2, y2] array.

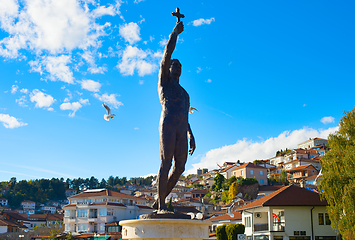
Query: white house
[[41, 205, 57, 214], [21, 200, 36, 212], [206, 211, 243, 233], [63, 189, 153, 234], [238, 185, 337, 240], [297, 138, 328, 150]]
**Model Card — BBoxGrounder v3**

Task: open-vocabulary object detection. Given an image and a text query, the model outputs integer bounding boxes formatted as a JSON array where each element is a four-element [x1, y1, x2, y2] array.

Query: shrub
[[216, 224, 227, 240], [225, 223, 245, 240]]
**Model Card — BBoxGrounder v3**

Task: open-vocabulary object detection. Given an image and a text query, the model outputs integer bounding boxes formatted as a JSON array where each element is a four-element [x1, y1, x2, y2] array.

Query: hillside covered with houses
[[0, 137, 337, 240]]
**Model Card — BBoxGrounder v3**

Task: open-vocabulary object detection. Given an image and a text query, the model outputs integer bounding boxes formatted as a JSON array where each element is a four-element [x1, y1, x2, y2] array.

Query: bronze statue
[[155, 8, 195, 211]]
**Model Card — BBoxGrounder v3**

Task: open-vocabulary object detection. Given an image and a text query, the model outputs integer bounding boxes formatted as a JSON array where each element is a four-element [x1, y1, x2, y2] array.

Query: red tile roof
[[286, 164, 317, 172], [69, 189, 142, 200], [237, 185, 327, 211], [206, 211, 242, 221], [232, 162, 266, 171], [0, 219, 18, 227]]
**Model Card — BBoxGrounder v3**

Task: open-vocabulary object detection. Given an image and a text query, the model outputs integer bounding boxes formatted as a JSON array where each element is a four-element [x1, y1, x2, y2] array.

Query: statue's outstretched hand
[[174, 21, 184, 35], [189, 137, 196, 155]]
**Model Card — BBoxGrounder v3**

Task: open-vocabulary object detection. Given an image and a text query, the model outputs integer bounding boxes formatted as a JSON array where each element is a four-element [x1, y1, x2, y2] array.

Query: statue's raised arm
[[159, 21, 184, 84]]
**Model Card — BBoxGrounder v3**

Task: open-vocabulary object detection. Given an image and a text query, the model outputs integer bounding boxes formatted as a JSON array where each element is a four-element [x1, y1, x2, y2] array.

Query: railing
[[254, 223, 268, 232], [272, 222, 285, 232]]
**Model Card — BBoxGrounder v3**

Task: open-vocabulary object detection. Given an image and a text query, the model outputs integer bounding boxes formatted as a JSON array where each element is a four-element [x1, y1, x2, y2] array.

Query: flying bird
[[189, 107, 198, 114], [103, 103, 115, 121]]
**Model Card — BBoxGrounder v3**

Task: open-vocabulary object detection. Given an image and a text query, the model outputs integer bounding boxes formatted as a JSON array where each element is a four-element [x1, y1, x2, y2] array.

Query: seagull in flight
[[103, 103, 115, 121], [189, 107, 198, 114]]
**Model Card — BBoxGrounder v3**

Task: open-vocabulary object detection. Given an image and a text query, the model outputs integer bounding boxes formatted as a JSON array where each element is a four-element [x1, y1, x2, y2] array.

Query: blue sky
[[0, 0, 354, 182]]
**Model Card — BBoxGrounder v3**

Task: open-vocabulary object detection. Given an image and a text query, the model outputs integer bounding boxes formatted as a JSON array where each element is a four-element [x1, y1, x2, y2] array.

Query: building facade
[[63, 189, 153, 234]]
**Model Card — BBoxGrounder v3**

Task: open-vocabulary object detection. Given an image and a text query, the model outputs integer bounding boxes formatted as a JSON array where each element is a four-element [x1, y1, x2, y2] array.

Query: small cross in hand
[[171, 7, 184, 23]]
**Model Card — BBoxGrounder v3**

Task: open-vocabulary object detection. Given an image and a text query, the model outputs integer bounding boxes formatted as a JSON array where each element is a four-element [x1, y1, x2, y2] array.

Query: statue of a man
[[155, 21, 196, 211]]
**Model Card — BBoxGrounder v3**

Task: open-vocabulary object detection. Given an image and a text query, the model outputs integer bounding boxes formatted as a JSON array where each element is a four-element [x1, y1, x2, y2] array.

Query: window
[[107, 208, 114, 216], [64, 210, 69, 217], [325, 213, 331, 225], [260, 179, 264, 184], [250, 170, 254, 175], [260, 171, 264, 175], [65, 225, 69, 231], [78, 223, 88, 232], [241, 170, 243, 175], [77, 209, 87, 218], [244, 216, 251, 227], [319, 213, 324, 225], [319, 213, 330, 225], [99, 208, 107, 216], [99, 223, 105, 231]]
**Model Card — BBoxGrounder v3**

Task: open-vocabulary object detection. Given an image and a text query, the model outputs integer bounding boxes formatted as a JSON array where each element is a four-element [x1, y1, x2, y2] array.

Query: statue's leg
[[165, 129, 188, 196], [156, 122, 176, 210]]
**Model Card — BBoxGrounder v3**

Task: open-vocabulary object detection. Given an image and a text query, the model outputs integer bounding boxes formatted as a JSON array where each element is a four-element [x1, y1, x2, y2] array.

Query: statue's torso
[[158, 77, 189, 125]]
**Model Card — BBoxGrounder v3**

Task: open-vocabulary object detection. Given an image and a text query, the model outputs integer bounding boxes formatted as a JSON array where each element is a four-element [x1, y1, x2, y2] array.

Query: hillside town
[[0, 137, 339, 240]]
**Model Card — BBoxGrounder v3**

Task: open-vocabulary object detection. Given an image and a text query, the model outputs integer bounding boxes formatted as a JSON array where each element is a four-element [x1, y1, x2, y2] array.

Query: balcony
[[272, 222, 285, 232], [254, 223, 268, 232], [88, 218, 97, 222]]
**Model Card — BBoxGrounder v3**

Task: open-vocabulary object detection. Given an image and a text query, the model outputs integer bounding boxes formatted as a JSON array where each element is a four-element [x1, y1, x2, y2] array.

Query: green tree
[[216, 224, 227, 240], [214, 172, 225, 191], [280, 170, 288, 185], [319, 108, 355, 239], [225, 223, 245, 240]]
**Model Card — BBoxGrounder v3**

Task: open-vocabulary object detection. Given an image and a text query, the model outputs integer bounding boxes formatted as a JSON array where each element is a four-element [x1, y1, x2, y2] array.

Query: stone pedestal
[[119, 218, 211, 240]]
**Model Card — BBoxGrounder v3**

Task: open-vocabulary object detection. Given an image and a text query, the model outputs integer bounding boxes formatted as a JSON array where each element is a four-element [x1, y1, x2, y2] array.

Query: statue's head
[[170, 59, 181, 80]]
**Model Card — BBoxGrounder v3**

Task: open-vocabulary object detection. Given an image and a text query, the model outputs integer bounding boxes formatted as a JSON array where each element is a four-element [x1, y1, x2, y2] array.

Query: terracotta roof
[[232, 162, 266, 171], [27, 214, 63, 221], [286, 164, 317, 172], [237, 185, 327, 211], [220, 164, 238, 173], [3, 212, 28, 221], [69, 189, 142, 200], [206, 211, 242, 221], [0, 219, 19, 227]]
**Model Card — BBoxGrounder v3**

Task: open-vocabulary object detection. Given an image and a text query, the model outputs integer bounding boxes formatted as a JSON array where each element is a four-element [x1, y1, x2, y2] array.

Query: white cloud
[[186, 126, 338, 175], [16, 95, 28, 107], [321, 116, 335, 124], [30, 89, 55, 108], [11, 84, 18, 94], [0, 0, 119, 58], [30, 55, 74, 83], [20, 88, 28, 94], [139, 80, 144, 85], [45, 55, 74, 83], [0, 0, 120, 86], [93, 93, 123, 109], [206, 79, 212, 83], [191, 17, 215, 27], [80, 79, 101, 92], [119, 22, 141, 45], [117, 45, 157, 76], [60, 100, 85, 117], [0, 113, 27, 129], [81, 51, 107, 74], [197, 67, 202, 73], [159, 38, 167, 47]]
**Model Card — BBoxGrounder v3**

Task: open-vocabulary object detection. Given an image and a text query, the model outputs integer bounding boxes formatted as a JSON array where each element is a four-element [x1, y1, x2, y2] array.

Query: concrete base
[[119, 218, 211, 240]]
